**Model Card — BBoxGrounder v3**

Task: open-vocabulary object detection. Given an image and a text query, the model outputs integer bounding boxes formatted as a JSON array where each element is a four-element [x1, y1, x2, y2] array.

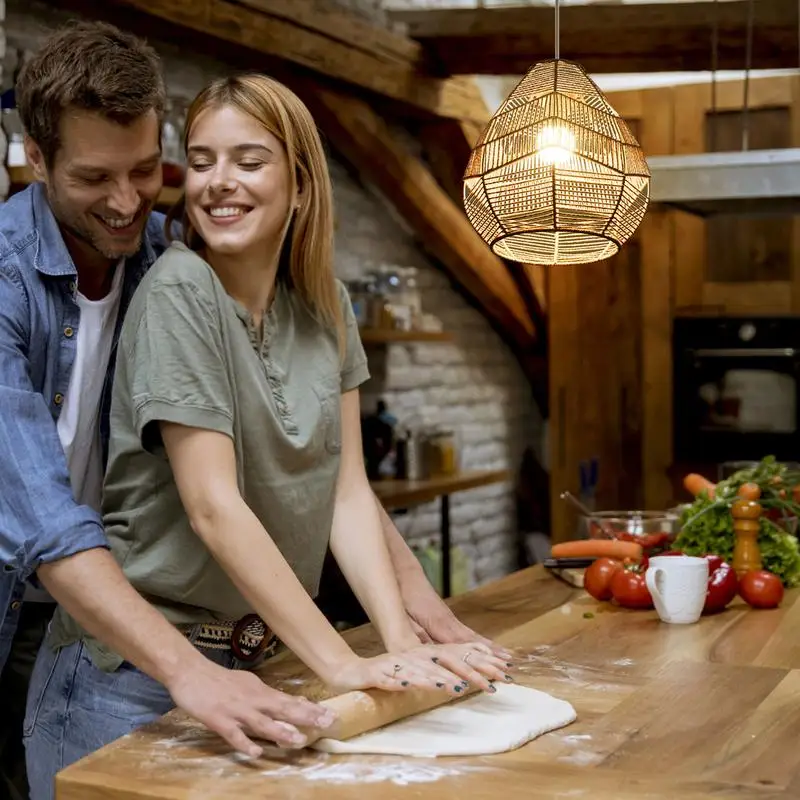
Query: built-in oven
[[673, 316, 800, 463]]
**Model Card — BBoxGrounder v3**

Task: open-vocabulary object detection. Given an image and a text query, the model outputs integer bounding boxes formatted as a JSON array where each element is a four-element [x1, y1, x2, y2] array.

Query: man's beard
[[48, 187, 147, 260]]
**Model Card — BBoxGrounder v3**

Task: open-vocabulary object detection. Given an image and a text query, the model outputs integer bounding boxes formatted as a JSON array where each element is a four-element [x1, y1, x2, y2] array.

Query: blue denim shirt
[[0, 183, 169, 673]]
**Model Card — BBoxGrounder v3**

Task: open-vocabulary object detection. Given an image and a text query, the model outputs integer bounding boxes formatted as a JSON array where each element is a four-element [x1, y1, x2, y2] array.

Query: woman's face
[[184, 103, 295, 258]]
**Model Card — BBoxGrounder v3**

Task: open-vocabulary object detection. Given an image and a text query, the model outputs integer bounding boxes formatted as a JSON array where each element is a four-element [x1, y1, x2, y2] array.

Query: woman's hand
[[326, 643, 512, 695]]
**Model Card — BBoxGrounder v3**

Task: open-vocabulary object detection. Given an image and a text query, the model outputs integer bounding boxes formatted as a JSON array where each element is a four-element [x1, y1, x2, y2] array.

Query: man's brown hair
[[16, 20, 166, 167]]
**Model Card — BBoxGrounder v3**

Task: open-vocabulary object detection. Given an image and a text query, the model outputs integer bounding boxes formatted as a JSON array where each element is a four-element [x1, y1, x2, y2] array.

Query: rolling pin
[[301, 685, 480, 746]]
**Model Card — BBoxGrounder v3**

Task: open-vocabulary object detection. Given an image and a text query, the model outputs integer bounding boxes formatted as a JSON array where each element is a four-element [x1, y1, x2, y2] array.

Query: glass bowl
[[580, 510, 680, 551]]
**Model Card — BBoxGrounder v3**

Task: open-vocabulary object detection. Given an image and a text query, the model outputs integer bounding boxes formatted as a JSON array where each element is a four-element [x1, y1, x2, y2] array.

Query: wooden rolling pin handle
[[301, 685, 479, 746], [731, 498, 763, 577]]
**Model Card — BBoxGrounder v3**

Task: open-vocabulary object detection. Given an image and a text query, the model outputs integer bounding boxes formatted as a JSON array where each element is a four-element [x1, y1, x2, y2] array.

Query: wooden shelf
[[7, 166, 182, 209], [358, 328, 452, 344], [370, 468, 510, 509]]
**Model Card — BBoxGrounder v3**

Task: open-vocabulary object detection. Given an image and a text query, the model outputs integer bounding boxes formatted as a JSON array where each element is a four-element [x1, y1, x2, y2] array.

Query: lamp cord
[[710, 0, 719, 151], [741, 0, 755, 151], [554, 0, 560, 60]]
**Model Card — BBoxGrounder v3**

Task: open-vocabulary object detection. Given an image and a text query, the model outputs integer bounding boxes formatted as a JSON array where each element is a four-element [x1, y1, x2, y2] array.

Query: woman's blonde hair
[[166, 73, 344, 355]]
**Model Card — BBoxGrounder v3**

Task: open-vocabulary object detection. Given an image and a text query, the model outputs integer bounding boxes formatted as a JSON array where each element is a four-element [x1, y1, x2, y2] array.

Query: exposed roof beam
[[390, 0, 799, 75], [74, 0, 491, 121]]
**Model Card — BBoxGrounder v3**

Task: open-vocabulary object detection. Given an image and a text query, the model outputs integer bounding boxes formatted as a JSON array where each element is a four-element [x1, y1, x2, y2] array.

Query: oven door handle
[[691, 348, 798, 358]]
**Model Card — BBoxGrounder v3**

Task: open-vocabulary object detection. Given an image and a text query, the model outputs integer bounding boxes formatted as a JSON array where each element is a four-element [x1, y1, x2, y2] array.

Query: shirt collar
[[31, 182, 158, 279]]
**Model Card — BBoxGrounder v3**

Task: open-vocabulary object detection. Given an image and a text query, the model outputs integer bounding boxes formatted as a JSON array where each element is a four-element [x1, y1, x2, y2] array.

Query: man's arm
[[0, 266, 334, 754], [373, 491, 511, 659]]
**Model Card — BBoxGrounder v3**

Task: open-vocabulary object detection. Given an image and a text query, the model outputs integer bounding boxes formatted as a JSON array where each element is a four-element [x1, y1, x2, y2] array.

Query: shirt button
[[64, 327, 74, 338], [54, 393, 64, 405], [68, 281, 76, 293], [10, 601, 21, 611]]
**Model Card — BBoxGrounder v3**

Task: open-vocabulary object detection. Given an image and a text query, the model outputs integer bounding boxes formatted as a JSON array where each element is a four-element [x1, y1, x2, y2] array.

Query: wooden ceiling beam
[[391, 0, 799, 75], [96, 0, 489, 121], [300, 84, 541, 368]]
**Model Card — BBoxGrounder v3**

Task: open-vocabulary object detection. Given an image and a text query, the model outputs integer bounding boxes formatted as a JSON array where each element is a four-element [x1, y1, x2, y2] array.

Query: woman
[[24, 74, 509, 798]]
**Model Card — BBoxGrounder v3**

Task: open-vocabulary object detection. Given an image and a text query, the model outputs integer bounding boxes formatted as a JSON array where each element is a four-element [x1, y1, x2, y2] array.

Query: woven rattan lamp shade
[[463, 60, 651, 266]]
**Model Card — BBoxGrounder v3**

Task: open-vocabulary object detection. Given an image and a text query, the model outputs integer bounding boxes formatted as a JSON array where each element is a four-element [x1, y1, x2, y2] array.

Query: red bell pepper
[[703, 554, 738, 614]]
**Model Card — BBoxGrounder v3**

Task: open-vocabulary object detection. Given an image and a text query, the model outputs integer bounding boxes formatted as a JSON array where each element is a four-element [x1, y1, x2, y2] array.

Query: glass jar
[[426, 430, 457, 477]]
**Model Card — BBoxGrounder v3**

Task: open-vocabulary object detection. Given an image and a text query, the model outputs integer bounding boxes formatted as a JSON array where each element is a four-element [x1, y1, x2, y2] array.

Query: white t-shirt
[[24, 260, 125, 603]]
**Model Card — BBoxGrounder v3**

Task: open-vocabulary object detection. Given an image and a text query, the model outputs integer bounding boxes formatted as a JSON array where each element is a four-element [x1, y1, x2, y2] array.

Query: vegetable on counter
[[610, 564, 653, 610], [551, 539, 643, 562], [584, 557, 623, 601], [703, 555, 739, 614], [684, 473, 716, 499], [675, 457, 800, 588], [739, 570, 784, 609]]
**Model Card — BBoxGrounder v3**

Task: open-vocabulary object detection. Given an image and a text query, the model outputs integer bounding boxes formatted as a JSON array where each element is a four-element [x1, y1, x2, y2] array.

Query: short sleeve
[[123, 280, 234, 444], [337, 280, 370, 392]]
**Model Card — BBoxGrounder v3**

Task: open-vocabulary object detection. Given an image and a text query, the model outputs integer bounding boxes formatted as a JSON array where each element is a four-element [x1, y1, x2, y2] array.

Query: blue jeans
[[23, 635, 261, 800]]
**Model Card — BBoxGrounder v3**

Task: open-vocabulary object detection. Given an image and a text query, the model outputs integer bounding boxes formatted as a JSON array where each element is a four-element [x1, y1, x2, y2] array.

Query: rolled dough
[[312, 683, 576, 757]]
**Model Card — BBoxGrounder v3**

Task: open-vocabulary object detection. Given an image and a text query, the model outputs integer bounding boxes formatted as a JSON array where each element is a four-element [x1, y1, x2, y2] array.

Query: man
[[0, 18, 500, 798]]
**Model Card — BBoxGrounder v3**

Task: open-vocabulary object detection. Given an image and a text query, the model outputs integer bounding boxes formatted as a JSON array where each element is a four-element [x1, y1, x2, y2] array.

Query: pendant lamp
[[463, 1, 651, 266]]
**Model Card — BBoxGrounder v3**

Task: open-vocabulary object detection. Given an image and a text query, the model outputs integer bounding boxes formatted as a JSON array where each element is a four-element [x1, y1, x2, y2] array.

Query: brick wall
[[4, 0, 544, 588]]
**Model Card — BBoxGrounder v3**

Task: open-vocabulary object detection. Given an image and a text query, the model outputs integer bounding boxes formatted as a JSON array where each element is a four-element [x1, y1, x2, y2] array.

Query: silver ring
[[393, 663, 402, 674], [462, 652, 472, 666]]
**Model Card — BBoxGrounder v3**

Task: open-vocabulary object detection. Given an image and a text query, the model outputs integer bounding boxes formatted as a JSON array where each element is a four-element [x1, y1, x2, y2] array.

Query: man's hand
[[166, 661, 337, 757], [399, 572, 512, 660]]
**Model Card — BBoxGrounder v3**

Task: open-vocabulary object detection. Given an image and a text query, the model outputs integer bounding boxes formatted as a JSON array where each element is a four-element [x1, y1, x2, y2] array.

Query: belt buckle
[[230, 613, 270, 662]]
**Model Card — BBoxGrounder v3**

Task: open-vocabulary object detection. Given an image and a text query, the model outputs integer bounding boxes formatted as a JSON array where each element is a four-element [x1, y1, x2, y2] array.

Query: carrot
[[551, 539, 643, 562], [684, 473, 716, 499]]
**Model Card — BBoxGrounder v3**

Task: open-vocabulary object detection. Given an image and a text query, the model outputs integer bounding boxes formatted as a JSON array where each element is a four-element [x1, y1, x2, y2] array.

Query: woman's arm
[[160, 421, 361, 683], [328, 389, 420, 653], [160, 421, 499, 693]]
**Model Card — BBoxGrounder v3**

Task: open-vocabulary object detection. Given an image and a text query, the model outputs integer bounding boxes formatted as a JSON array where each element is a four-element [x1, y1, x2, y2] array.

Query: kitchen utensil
[[579, 457, 599, 508], [646, 555, 709, 624], [580, 510, 680, 550], [561, 490, 617, 539], [303, 683, 481, 746]]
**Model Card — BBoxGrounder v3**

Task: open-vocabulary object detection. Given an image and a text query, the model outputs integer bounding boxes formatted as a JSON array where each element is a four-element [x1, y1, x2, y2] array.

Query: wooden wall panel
[[705, 108, 792, 284], [549, 266, 581, 543], [672, 84, 706, 312], [792, 76, 800, 313], [639, 89, 675, 512]]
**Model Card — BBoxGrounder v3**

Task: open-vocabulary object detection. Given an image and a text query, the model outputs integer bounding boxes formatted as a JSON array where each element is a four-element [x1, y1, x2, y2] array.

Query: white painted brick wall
[[5, 0, 543, 588]]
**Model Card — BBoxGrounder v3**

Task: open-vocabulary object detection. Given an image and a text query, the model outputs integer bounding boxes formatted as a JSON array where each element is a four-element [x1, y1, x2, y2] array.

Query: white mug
[[645, 555, 709, 624]]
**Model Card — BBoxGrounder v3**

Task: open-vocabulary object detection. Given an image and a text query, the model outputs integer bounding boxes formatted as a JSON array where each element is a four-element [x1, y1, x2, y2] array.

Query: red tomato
[[584, 557, 622, 601], [739, 570, 784, 609], [610, 567, 653, 609]]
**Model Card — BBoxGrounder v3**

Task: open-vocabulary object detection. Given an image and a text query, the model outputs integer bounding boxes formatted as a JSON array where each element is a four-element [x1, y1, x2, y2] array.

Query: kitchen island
[[56, 565, 800, 799]]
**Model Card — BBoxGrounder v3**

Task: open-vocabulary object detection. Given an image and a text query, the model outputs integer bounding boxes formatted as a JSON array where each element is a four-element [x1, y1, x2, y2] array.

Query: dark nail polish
[[488, 684, 497, 693], [431, 657, 439, 664], [401, 680, 409, 686], [461, 681, 469, 687], [504, 674, 514, 682], [506, 662, 514, 668], [454, 685, 463, 692], [436, 682, 445, 688]]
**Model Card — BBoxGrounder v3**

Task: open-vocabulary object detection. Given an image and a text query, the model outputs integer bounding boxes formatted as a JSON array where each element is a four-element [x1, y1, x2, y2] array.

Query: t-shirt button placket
[[54, 393, 64, 406]]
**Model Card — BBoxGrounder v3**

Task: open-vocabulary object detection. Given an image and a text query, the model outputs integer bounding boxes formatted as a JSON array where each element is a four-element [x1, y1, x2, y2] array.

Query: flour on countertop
[[142, 726, 492, 786]]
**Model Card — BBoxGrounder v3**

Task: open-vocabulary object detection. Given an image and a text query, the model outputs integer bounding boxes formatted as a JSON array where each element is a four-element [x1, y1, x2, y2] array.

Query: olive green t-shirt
[[49, 241, 370, 671]]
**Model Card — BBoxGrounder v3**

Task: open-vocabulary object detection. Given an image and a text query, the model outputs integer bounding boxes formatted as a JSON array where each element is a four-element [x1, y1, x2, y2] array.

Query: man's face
[[27, 109, 163, 262]]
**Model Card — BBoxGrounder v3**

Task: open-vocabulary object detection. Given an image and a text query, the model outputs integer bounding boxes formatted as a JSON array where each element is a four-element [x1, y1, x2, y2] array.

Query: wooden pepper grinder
[[732, 490, 763, 577]]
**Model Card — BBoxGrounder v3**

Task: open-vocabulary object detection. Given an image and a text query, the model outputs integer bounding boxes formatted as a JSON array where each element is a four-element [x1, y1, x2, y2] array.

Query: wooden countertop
[[57, 566, 800, 799], [370, 468, 510, 509]]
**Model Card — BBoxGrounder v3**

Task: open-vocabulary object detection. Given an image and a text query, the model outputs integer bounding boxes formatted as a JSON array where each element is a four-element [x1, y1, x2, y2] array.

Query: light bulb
[[536, 124, 575, 166]]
